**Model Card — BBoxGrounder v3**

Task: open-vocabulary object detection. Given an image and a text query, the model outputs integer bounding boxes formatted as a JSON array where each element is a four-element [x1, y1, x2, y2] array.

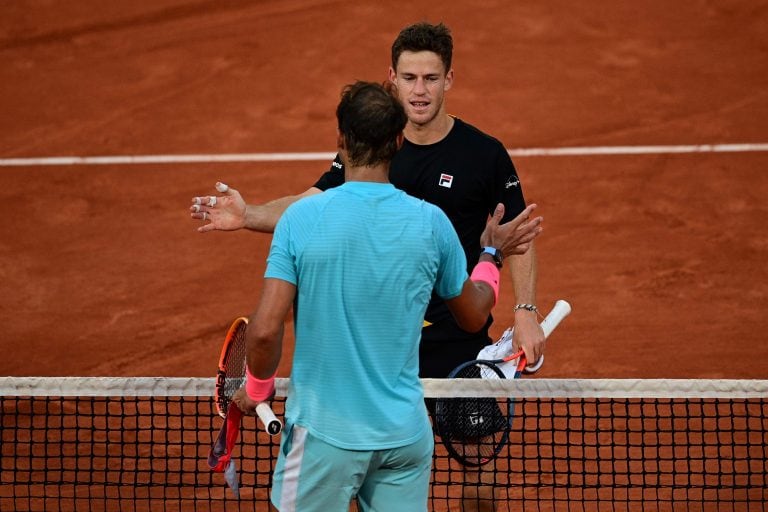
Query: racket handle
[[255, 402, 283, 436], [540, 300, 572, 338]]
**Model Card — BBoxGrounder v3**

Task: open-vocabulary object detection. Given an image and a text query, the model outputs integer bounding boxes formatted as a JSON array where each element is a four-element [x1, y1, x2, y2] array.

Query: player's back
[[269, 181, 466, 449]]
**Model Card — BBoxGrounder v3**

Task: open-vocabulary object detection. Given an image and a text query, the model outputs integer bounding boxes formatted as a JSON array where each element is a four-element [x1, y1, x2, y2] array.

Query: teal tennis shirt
[[265, 181, 467, 450]]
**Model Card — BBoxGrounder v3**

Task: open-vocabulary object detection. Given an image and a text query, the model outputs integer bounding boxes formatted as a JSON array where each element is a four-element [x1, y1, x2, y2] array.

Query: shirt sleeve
[[492, 144, 528, 223], [312, 154, 345, 191], [432, 207, 469, 300], [264, 209, 298, 285]]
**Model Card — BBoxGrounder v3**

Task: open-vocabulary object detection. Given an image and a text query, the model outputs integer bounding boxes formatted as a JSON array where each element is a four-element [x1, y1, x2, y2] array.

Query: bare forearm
[[245, 321, 283, 378], [510, 242, 537, 306], [509, 242, 546, 363], [244, 279, 296, 378], [243, 188, 322, 232], [243, 197, 298, 233], [454, 282, 495, 332]]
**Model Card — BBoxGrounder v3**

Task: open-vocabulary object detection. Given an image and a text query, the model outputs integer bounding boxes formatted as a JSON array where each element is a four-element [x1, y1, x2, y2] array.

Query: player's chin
[[406, 106, 436, 125]]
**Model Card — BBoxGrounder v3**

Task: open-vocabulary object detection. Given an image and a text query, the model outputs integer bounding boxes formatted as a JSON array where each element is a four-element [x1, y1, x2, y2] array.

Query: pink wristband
[[245, 366, 276, 402], [470, 261, 500, 304]]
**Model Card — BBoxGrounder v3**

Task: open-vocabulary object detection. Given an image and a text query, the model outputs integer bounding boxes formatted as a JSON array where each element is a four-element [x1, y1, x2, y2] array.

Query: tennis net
[[1, 377, 767, 512]]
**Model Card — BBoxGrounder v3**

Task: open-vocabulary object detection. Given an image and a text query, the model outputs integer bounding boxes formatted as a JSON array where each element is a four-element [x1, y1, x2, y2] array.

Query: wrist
[[479, 246, 503, 269], [478, 253, 495, 266], [470, 261, 500, 304], [245, 366, 277, 402], [514, 303, 538, 315]]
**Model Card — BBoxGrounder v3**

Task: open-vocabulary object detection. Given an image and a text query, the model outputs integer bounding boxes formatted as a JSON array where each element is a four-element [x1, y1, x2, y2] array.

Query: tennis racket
[[207, 317, 282, 498], [214, 316, 282, 434], [434, 299, 571, 467]]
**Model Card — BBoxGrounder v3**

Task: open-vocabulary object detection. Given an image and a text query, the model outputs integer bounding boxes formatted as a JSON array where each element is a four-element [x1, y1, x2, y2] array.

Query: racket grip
[[540, 300, 572, 338], [255, 402, 283, 436]]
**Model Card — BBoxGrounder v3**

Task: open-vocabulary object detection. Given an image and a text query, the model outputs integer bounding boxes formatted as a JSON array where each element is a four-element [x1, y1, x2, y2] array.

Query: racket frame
[[434, 299, 572, 466], [215, 316, 249, 419], [214, 316, 282, 435]]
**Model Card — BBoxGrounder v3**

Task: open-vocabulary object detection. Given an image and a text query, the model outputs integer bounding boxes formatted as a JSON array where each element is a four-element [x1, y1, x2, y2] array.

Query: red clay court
[[1, 0, 767, 379], [1, 2, 767, 511]]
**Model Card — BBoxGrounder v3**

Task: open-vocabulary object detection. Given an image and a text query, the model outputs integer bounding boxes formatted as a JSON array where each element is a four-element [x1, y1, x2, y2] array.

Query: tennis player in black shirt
[[191, 22, 544, 511]]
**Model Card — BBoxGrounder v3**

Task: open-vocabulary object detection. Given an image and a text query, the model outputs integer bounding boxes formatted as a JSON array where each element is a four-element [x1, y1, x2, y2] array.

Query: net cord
[[1, 377, 767, 398]]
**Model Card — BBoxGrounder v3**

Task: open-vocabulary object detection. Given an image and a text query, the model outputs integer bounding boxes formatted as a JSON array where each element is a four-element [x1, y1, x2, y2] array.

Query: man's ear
[[337, 130, 349, 166], [444, 68, 454, 92]]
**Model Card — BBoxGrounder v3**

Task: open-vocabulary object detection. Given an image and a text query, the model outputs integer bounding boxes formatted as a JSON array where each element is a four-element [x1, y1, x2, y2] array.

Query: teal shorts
[[271, 423, 433, 512]]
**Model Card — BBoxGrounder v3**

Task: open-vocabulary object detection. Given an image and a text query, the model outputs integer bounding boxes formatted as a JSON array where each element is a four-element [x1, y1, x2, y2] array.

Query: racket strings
[[216, 320, 249, 416], [434, 362, 512, 467]]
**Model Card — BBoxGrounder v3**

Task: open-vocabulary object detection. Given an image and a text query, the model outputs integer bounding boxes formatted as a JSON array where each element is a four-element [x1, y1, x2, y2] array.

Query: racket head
[[214, 317, 249, 419], [434, 360, 513, 467]]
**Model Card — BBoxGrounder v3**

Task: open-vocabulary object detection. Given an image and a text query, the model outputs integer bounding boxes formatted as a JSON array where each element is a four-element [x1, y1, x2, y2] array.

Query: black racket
[[434, 300, 571, 466]]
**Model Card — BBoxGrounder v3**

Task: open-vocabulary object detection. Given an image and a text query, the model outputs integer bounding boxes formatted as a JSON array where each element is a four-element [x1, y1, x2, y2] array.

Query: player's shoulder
[[413, 195, 453, 229], [451, 116, 508, 152], [392, 188, 444, 218], [283, 187, 336, 218]]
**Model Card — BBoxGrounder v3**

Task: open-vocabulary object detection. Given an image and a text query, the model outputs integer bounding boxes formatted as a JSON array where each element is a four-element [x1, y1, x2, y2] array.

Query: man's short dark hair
[[336, 81, 407, 168], [391, 22, 453, 73]]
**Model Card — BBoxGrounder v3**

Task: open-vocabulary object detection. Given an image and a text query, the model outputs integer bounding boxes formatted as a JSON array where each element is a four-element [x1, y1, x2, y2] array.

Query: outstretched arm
[[190, 183, 321, 233]]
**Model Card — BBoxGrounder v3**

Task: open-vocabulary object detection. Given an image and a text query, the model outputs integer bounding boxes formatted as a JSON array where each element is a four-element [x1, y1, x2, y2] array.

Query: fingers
[[232, 389, 257, 416], [512, 315, 546, 367], [514, 203, 537, 227], [190, 195, 217, 210], [191, 182, 232, 230], [508, 242, 531, 256], [490, 203, 505, 225], [198, 222, 218, 234]]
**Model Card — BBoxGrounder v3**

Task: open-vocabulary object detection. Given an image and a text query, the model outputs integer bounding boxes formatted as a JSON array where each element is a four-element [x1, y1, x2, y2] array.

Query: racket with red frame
[[207, 316, 282, 498], [434, 300, 571, 467]]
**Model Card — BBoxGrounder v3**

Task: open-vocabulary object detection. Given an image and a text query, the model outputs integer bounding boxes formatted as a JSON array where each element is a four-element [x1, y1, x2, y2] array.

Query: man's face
[[389, 50, 453, 127]]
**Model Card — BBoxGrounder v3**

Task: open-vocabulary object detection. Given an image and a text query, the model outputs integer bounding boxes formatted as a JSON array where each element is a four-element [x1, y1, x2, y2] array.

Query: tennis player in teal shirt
[[233, 81, 542, 512]]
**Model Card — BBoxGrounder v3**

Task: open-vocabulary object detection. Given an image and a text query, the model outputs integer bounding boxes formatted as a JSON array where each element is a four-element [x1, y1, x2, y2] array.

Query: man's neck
[[344, 163, 390, 184], [404, 113, 454, 145]]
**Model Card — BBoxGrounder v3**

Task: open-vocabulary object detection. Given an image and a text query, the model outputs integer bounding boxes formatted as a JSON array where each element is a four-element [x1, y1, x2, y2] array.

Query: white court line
[[1, 143, 768, 167]]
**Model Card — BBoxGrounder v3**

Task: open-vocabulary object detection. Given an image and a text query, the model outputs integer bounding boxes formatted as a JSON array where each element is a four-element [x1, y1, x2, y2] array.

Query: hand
[[513, 312, 546, 366], [231, 388, 259, 416], [480, 203, 543, 257], [190, 182, 247, 233]]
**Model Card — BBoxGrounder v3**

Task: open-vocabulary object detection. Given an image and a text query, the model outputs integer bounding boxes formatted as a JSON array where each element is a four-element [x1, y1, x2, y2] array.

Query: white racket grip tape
[[540, 299, 572, 338], [255, 402, 283, 436]]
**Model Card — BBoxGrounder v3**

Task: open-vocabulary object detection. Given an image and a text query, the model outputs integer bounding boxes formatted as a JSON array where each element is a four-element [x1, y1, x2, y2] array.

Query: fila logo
[[505, 174, 520, 189], [439, 173, 454, 188], [332, 161, 343, 169]]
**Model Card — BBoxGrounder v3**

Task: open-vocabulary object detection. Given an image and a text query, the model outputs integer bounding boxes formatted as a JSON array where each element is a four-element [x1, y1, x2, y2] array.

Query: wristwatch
[[480, 246, 503, 269]]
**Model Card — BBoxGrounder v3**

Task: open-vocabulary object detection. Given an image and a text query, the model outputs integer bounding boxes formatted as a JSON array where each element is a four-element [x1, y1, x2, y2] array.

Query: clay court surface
[[1, 0, 767, 380]]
